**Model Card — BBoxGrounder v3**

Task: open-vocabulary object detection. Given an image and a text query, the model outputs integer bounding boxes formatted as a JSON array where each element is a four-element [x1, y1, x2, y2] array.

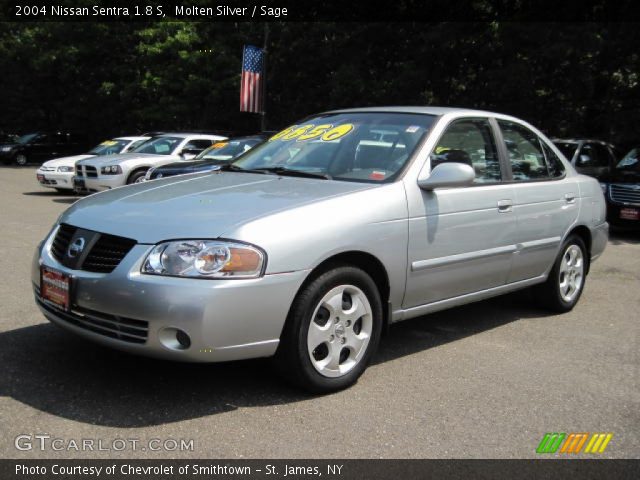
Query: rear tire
[[535, 235, 587, 313], [275, 266, 383, 393]]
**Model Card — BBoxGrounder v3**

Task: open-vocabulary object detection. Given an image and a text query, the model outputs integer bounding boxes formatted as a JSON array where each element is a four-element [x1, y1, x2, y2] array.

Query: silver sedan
[[32, 107, 608, 392]]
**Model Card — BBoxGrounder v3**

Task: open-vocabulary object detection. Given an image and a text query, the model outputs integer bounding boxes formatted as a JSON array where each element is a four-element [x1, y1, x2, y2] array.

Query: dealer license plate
[[620, 208, 639, 221], [40, 266, 71, 311]]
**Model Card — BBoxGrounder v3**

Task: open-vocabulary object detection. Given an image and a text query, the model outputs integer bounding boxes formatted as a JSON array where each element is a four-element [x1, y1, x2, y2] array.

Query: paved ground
[[0, 166, 638, 459]]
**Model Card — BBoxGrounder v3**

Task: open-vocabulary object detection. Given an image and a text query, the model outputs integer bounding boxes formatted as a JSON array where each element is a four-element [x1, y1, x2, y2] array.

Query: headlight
[[57, 166, 74, 172], [1, 146, 13, 152], [600, 183, 608, 194], [100, 165, 122, 175], [142, 240, 265, 279]]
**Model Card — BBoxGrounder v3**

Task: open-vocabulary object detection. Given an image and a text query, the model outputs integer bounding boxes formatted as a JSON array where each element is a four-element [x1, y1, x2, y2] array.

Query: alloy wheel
[[558, 244, 584, 303], [307, 284, 373, 378]]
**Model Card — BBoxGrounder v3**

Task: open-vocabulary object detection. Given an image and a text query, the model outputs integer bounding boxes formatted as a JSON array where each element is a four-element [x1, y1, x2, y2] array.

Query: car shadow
[[22, 191, 79, 204], [0, 164, 40, 169], [608, 228, 640, 245], [0, 292, 543, 428], [22, 191, 72, 197]]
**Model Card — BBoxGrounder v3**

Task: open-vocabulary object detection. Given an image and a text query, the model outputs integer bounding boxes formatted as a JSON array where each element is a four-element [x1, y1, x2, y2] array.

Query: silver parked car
[[32, 107, 608, 392]]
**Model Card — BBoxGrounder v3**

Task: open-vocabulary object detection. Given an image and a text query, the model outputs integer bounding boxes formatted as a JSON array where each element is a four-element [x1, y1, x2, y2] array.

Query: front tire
[[535, 235, 587, 312], [15, 154, 27, 166], [276, 266, 383, 393], [127, 170, 147, 184]]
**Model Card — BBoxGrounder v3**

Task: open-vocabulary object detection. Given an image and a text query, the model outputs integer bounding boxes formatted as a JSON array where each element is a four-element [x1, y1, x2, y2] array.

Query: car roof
[[156, 132, 224, 138], [324, 106, 517, 118], [224, 134, 269, 141], [552, 138, 612, 145], [114, 136, 150, 141]]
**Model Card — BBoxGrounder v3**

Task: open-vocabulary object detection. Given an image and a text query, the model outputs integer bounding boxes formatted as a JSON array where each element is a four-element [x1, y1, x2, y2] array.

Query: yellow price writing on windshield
[[269, 124, 355, 142]]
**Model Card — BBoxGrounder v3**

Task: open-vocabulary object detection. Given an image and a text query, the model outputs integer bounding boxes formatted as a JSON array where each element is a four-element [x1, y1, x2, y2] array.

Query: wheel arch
[[566, 224, 592, 274], [296, 250, 391, 329], [126, 166, 150, 183]]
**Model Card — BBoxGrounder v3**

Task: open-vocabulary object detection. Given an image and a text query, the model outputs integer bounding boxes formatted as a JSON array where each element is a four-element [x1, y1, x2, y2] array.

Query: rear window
[[553, 142, 579, 161]]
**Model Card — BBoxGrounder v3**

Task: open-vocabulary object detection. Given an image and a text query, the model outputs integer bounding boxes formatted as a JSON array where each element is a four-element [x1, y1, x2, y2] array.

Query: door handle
[[497, 199, 513, 213], [564, 194, 576, 204]]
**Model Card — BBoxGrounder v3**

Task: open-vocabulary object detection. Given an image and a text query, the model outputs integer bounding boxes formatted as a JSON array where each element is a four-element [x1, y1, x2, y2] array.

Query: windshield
[[131, 136, 182, 155], [232, 113, 436, 183], [16, 133, 39, 144], [88, 139, 129, 155], [616, 148, 639, 171], [197, 139, 262, 161], [553, 142, 579, 161]]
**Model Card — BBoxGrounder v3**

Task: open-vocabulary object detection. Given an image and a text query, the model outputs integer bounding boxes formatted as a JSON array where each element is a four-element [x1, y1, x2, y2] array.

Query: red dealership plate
[[620, 208, 639, 221], [40, 266, 71, 311]]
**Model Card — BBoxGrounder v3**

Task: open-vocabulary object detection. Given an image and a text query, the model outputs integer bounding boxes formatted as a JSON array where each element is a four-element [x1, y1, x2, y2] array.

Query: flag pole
[[260, 23, 269, 132]]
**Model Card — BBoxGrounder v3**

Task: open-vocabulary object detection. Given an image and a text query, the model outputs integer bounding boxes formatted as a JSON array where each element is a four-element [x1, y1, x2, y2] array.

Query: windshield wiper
[[253, 166, 332, 180], [219, 164, 274, 175]]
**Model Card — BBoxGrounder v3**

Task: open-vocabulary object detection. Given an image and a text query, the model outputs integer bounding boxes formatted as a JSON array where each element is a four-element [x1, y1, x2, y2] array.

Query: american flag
[[240, 45, 265, 113]]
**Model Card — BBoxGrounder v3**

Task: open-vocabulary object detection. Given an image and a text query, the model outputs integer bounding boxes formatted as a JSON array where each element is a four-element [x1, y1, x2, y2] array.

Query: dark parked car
[[144, 134, 270, 181], [0, 132, 18, 144], [600, 147, 640, 228], [0, 132, 90, 166], [552, 139, 618, 180]]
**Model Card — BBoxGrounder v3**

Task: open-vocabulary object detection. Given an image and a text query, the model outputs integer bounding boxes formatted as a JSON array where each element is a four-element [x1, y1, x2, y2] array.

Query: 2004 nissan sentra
[[32, 107, 608, 392]]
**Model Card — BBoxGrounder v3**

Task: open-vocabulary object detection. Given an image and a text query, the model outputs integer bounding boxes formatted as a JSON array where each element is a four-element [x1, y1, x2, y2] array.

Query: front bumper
[[36, 169, 74, 189], [32, 233, 308, 362], [84, 174, 126, 192]]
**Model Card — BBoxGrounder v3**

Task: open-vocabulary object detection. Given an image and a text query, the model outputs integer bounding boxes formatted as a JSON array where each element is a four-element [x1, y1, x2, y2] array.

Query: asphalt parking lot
[[0, 166, 638, 459]]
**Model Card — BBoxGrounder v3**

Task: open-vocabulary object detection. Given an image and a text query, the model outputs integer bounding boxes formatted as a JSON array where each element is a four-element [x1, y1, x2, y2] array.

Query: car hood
[[41, 154, 95, 168], [156, 159, 225, 172], [79, 153, 170, 167], [61, 172, 376, 243]]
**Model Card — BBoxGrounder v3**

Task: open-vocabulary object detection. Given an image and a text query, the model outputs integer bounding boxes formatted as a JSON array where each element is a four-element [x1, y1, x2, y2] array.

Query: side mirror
[[418, 162, 475, 190]]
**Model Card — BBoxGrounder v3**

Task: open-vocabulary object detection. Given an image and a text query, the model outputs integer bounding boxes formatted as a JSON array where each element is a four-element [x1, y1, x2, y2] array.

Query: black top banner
[[2, 0, 640, 22]]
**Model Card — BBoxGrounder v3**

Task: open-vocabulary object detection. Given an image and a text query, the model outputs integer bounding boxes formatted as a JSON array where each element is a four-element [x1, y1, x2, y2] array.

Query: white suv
[[75, 133, 225, 193]]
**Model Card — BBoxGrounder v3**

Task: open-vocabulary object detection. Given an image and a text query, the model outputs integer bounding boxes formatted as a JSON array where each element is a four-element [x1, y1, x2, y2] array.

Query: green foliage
[[0, 21, 638, 149]]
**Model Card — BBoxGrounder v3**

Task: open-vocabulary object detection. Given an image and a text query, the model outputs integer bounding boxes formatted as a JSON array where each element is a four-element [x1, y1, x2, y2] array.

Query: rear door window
[[498, 120, 552, 181]]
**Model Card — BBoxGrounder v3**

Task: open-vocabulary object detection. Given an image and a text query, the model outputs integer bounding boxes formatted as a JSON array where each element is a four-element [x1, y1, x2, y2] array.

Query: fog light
[[176, 330, 191, 349], [159, 328, 191, 351]]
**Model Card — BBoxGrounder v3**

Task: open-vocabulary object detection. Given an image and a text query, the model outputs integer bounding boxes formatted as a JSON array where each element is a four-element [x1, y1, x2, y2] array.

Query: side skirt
[[391, 275, 547, 323]]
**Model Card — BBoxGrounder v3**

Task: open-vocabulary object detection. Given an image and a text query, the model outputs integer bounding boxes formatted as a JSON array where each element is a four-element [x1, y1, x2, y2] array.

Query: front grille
[[83, 233, 137, 273], [51, 224, 75, 262], [85, 166, 97, 178], [610, 184, 640, 205], [36, 295, 148, 344], [50, 224, 136, 273]]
